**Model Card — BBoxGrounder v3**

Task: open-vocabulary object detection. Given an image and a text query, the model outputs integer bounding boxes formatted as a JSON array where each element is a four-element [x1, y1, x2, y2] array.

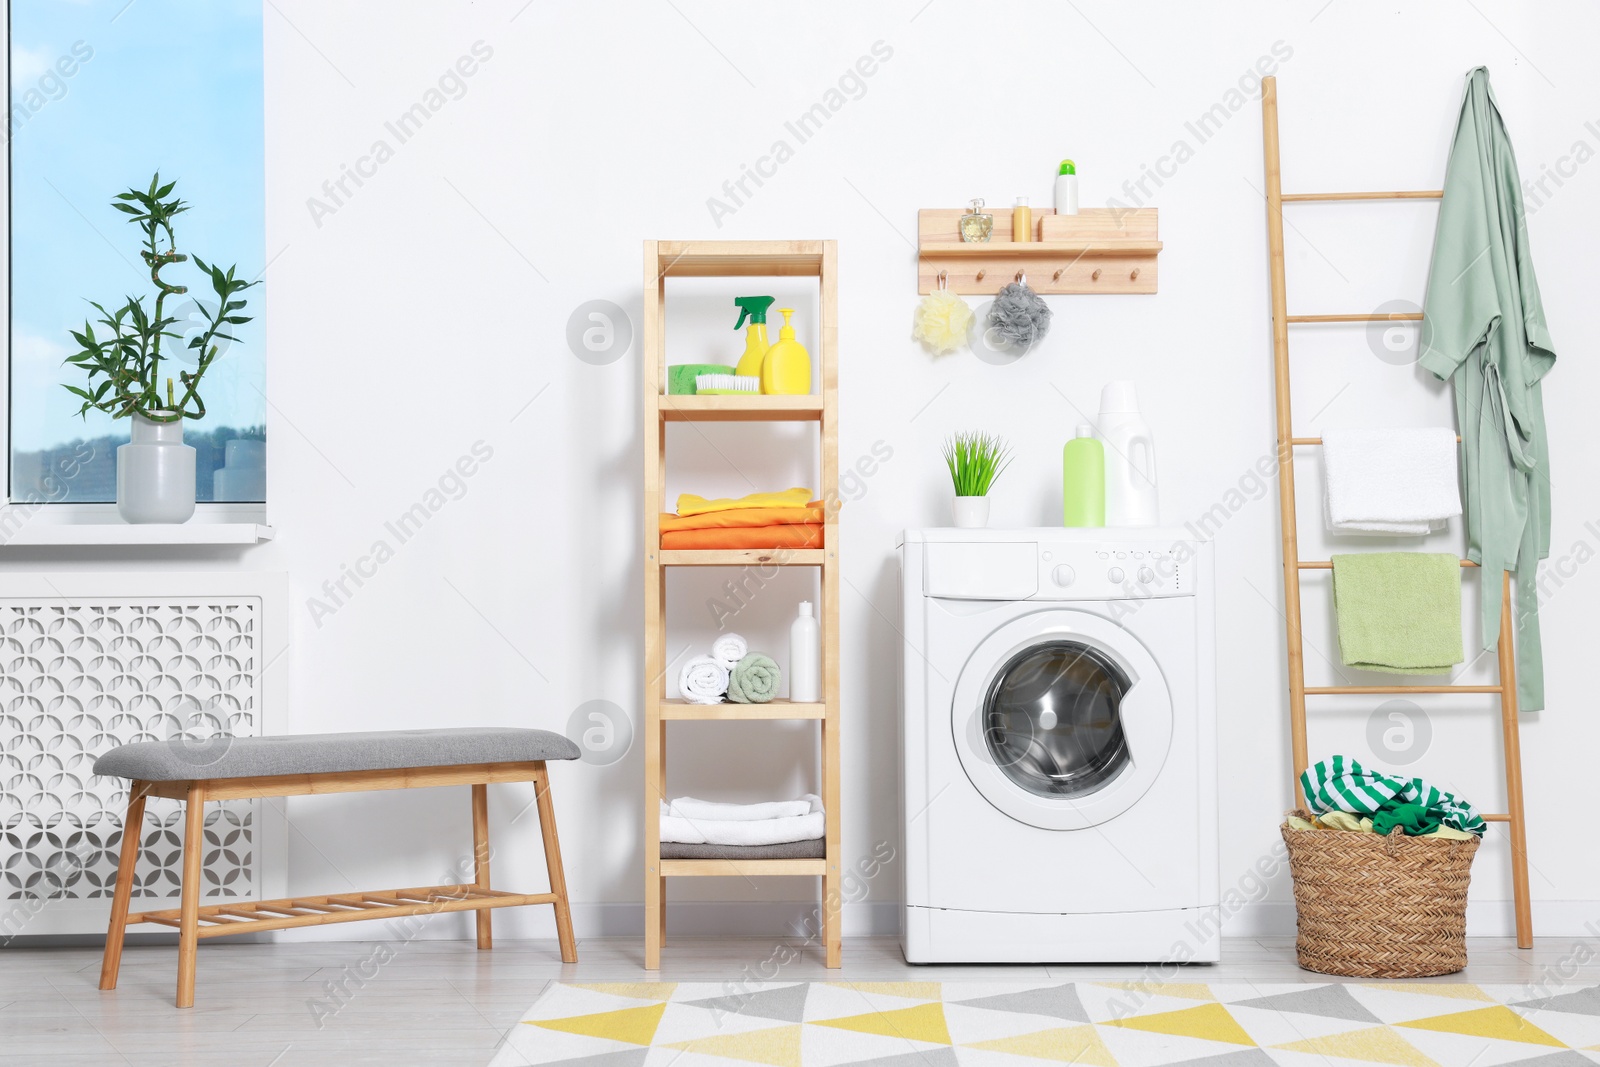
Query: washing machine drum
[[952, 610, 1173, 830]]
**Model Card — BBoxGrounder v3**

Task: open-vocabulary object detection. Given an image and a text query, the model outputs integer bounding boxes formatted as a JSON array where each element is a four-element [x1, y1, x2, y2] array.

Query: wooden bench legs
[[98, 762, 577, 1007], [97, 784, 149, 994]]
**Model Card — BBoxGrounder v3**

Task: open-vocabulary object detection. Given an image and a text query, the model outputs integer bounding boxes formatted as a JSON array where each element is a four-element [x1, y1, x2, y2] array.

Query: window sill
[[0, 504, 273, 547]]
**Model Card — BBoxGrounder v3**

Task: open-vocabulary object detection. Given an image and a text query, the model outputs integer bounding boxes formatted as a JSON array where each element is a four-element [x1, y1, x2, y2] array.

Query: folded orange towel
[[659, 503, 825, 533], [661, 524, 825, 551]]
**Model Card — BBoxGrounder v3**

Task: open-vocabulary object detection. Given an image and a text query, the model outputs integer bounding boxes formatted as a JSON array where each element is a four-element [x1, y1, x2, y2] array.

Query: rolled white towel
[[711, 632, 748, 670], [679, 655, 729, 704], [670, 797, 813, 822], [659, 794, 824, 845]]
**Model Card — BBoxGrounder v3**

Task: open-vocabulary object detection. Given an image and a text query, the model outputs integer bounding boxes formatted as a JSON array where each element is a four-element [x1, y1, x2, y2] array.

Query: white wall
[[11, 0, 1600, 942]]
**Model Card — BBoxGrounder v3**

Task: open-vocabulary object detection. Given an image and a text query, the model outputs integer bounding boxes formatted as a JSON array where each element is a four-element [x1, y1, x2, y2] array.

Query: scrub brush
[[695, 374, 761, 394]]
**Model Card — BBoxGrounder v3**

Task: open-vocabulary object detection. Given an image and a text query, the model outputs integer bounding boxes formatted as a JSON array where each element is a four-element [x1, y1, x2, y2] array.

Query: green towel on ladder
[[1331, 553, 1464, 674]]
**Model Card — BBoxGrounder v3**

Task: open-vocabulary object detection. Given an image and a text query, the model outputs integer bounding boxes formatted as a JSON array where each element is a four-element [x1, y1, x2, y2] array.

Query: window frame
[[1, 1, 270, 539]]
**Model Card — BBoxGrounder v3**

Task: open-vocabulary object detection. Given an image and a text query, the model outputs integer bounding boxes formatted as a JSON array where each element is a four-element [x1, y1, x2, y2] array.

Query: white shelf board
[[0, 504, 273, 546]]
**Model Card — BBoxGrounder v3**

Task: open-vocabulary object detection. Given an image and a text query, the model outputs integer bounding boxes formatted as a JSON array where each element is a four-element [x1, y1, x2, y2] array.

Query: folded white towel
[[711, 632, 748, 670], [669, 797, 813, 822], [1322, 427, 1461, 536], [659, 794, 824, 845], [678, 655, 729, 704]]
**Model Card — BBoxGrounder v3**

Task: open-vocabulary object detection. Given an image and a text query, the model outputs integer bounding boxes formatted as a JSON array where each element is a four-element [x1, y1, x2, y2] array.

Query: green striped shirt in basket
[[1300, 755, 1486, 837]]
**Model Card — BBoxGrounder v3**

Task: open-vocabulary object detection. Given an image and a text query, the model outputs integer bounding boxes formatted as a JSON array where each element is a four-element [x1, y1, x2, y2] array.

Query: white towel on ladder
[[1322, 427, 1462, 535]]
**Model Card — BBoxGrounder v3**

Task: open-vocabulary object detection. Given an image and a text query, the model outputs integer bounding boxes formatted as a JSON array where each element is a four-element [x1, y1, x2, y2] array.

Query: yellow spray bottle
[[733, 296, 776, 377], [760, 308, 812, 395]]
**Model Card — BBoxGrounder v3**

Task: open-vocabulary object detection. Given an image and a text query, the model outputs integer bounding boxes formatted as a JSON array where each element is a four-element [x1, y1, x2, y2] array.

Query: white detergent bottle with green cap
[[1054, 159, 1078, 215], [1099, 381, 1158, 525]]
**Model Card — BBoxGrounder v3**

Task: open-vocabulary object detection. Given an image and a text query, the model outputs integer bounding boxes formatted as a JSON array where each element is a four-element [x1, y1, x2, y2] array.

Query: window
[[8, 0, 265, 505]]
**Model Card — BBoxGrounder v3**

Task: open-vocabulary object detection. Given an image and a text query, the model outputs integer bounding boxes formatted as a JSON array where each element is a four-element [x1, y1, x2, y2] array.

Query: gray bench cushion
[[93, 727, 580, 782]]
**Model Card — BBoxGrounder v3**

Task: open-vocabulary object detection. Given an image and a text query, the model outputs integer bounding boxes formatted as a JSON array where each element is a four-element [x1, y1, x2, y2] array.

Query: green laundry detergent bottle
[[1062, 424, 1105, 527]]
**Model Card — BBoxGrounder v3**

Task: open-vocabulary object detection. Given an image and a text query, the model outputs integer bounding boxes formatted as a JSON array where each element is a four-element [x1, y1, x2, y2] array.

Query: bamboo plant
[[63, 172, 259, 423], [943, 431, 1013, 497]]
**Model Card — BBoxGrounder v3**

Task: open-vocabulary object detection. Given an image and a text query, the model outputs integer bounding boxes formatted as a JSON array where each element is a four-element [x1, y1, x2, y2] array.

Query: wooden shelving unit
[[641, 239, 842, 970], [917, 206, 1161, 295]]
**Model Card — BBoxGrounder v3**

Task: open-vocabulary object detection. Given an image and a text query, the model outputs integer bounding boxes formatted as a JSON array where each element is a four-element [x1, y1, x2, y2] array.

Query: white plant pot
[[117, 412, 196, 524], [952, 495, 991, 529]]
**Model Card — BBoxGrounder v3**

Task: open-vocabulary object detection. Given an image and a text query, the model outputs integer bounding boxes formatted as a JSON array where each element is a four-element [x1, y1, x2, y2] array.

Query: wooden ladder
[[641, 240, 843, 970], [1260, 76, 1532, 949]]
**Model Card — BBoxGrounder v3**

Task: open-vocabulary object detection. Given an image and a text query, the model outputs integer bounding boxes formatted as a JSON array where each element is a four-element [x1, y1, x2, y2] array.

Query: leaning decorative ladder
[[641, 240, 842, 969], [1260, 76, 1532, 948]]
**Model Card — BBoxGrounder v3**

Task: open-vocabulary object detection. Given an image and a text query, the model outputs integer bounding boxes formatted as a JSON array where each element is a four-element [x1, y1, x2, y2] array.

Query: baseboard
[[1224, 899, 1600, 939], [12, 899, 1598, 948]]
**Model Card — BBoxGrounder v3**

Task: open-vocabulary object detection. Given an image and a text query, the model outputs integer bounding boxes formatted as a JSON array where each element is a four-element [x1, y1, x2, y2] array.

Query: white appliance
[[899, 528, 1218, 963]]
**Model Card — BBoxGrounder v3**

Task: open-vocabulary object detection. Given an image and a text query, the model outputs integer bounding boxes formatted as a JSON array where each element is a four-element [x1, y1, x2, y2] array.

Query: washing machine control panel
[[1033, 541, 1189, 600]]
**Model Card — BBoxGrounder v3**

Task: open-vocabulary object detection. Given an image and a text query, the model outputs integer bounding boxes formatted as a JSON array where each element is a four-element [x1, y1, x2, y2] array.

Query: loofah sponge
[[987, 281, 1052, 351], [911, 290, 975, 355]]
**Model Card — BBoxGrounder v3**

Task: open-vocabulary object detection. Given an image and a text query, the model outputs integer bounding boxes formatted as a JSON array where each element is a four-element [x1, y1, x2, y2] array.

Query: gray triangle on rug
[[1491, 1053, 1600, 1067], [1160, 1050, 1279, 1067], [953, 982, 1091, 1022], [1230, 983, 1380, 1023], [516, 1049, 649, 1067], [681, 982, 811, 1023], [832, 1048, 959, 1067], [1514, 985, 1600, 1017]]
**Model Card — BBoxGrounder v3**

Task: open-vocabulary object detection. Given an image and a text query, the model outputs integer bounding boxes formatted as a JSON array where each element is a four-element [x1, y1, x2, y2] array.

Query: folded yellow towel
[[676, 488, 813, 517]]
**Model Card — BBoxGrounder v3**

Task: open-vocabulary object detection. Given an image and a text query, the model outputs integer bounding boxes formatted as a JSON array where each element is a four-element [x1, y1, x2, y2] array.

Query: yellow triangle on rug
[[565, 982, 678, 1002], [1397, 1005, 1565, 1046], [1276, 1025, 1440, 1066], [1104, 1002, 1254, 1045], [529, 1002, 667, 1046], [967, 1025, 1116, 1065], [811, 1002, 952, 1045]]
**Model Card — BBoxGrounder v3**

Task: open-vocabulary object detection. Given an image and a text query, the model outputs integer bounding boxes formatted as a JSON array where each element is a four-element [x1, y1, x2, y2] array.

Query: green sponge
[[668, 364, 735, 395]]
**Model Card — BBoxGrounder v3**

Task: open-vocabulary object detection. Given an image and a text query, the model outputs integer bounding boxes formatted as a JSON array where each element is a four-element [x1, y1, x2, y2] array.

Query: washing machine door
[[951, 609, 1172, 830]]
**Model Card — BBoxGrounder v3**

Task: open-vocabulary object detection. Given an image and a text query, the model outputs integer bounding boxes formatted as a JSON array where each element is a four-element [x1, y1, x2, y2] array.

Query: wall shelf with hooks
[[917, 207, 1160, 295]]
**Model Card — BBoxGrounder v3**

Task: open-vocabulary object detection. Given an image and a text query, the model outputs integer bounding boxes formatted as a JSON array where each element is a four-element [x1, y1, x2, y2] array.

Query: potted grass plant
[[63, 173, 259, 523], [943, 431, 1012, 528]]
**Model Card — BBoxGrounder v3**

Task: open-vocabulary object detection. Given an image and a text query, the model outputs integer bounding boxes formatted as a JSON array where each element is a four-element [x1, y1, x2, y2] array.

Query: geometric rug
[[487, 980, 1600, 1066]]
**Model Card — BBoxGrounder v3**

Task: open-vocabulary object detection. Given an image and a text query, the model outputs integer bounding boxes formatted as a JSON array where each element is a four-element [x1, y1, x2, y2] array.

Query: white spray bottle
[[1098, 381, 1158, 526]]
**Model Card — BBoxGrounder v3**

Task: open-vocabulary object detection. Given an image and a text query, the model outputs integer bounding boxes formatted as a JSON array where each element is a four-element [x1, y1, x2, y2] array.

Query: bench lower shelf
[[126, 883, 557, 938]]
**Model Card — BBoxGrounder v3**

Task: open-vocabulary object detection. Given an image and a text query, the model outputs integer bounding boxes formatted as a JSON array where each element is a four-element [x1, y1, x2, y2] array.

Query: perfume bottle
[[959, 198, 992, 243]]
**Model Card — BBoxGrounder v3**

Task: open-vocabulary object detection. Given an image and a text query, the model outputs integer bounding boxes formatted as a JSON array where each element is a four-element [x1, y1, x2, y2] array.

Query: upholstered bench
[[92, 726, 580, 1007]]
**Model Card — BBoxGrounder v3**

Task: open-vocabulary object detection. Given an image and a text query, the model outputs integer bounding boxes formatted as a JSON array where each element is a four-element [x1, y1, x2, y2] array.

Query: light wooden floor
[[2, 935, 1591, 1066]]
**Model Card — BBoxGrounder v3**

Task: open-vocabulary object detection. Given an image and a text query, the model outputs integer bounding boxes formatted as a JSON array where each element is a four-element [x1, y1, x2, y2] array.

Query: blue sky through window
[[9, 0, 264, 503]]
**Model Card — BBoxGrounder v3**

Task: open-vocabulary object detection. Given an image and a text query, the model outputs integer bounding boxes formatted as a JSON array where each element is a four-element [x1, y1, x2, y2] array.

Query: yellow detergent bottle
[[760, 308, 812, 395], [733, 296, 775, 377]]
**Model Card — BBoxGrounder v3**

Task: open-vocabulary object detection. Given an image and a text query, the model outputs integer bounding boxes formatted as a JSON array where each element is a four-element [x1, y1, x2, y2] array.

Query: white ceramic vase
[[951, 495, 990, 529], [117, 412, 196, 524]]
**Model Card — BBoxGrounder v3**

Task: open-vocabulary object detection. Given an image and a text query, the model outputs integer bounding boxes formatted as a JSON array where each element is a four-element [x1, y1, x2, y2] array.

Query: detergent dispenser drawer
[[924, 542, 1038, 600]]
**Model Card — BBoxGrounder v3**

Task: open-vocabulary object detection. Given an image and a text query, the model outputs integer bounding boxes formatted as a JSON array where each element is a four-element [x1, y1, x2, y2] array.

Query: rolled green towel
[[668, 363, 735, 395], [727, 652, 781, 704]]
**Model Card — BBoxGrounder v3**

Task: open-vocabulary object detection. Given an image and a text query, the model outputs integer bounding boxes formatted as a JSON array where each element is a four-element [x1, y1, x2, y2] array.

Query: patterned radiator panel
[[0, 599, 260, 905]]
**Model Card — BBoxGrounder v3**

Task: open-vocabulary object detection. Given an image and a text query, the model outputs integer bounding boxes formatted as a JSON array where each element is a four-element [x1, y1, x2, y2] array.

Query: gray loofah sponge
[[987, 281, 1052, 351]]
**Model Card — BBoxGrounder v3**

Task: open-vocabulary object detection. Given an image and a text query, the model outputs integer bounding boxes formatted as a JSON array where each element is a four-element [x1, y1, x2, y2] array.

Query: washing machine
[[898, 528, 1219, 963]]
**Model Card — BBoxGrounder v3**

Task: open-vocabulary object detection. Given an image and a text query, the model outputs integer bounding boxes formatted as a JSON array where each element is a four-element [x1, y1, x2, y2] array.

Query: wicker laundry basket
[[1282, 810, 1481, 978]]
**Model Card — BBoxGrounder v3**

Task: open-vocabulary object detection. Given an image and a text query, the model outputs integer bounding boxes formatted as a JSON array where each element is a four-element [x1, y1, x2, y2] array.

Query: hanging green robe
[[1419, 67, 1555, 712]]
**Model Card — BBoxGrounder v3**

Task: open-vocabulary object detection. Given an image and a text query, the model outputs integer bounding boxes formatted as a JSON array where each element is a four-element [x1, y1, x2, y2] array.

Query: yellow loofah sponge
[[912, 290, 974, 355]]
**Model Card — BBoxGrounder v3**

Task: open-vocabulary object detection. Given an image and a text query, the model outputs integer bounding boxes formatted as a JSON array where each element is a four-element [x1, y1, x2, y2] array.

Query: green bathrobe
[[1420, 67, 1555, 712]]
